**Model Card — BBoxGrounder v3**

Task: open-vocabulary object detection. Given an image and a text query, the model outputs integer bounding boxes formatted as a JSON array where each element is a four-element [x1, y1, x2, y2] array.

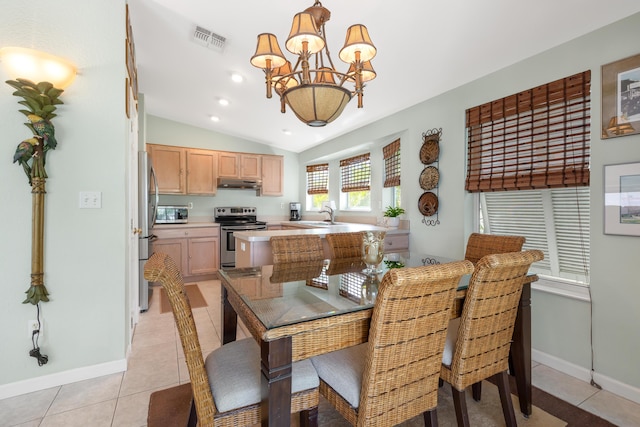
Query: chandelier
[[250, 1, 377, 127]]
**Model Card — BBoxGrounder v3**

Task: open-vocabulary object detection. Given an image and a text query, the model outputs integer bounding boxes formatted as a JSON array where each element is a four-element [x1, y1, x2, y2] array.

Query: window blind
[[481, 187, 590, 283], [340, 153, 371, 192], [466, 70, 591, 192], [383, 139, 401, 187], [306, 163, 329, 195]]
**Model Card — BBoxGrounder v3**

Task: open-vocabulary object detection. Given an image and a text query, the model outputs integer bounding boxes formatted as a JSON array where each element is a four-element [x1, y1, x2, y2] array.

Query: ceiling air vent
[[192, 25, 226, 52]]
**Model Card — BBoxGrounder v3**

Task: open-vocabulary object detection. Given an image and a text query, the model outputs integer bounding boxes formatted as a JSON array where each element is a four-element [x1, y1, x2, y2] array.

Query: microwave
[[156, 205, 188, 224]]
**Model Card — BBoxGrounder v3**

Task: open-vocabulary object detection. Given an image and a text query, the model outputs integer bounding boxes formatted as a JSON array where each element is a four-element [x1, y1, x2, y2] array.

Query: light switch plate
[[79, 191, 102, 209]]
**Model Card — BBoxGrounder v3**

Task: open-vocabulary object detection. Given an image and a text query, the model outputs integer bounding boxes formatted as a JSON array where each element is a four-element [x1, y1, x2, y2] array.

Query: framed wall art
[[604, 161, 640, 236], [601, 53, 640, 139]]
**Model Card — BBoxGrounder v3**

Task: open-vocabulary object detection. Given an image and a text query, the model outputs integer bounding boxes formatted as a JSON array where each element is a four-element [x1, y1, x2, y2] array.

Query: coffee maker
[[289, 202, 301, 221]]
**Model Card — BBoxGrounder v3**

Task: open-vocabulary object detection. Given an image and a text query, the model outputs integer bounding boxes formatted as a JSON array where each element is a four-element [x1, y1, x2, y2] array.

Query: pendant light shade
[[339, 24, 376, 63], [285, 12, 325, 55], [347, 60, 377, 82], [283, 84, 352, 127], [250, 33, 287, 69]]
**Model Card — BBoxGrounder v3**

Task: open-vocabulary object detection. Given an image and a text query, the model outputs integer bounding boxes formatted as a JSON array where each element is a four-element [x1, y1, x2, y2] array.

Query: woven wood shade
[[340, 153, 370, 192], [306, 163, 329, 195], [465, 70, 591, 192], [383, 139, 401, 187]]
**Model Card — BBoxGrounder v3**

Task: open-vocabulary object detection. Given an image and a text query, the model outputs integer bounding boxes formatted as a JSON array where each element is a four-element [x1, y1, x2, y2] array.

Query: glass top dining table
[[219, 252, 467, 330], [218, 253, 535, 426]]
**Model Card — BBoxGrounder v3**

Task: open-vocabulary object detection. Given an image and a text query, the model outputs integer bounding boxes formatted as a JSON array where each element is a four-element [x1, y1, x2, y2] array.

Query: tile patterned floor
[[1, 279, 639, 427]]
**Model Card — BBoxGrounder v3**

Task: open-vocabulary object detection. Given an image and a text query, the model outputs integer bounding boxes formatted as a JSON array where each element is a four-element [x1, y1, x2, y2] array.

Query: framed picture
[[604, 162, 640, 236], [601, 53, 640, 139]]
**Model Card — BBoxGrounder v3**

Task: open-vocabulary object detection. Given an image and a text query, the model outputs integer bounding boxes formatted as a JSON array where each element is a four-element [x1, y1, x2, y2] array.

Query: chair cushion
[[205, 338, 319, 413], [311, 343, 367, 408], [442, 317, 460, 367]]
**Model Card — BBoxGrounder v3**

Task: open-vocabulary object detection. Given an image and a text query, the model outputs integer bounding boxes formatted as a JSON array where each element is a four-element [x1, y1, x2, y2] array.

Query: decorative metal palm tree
[[7, 78, 64, 304]]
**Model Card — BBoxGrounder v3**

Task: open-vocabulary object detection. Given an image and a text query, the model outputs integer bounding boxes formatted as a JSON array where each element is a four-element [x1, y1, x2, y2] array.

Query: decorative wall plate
[[418, 192, 439, 216], [420, 140, 440, 165], [419, 166, 440, 190]]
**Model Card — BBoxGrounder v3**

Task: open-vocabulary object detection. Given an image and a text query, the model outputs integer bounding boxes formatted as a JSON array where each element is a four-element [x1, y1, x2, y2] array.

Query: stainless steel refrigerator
[[138, 151, 158, 312]]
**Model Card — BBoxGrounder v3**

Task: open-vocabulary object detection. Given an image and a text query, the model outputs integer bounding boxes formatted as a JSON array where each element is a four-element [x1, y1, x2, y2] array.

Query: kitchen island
[[234, 221, 409, 267]]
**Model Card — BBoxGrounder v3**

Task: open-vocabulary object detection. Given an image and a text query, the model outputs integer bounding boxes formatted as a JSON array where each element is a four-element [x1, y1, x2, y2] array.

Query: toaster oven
[[156, 205, 188, 224]]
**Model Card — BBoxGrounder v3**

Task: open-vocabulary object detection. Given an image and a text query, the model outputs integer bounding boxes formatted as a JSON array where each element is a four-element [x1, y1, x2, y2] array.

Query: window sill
[[532, 276, 591, 302]]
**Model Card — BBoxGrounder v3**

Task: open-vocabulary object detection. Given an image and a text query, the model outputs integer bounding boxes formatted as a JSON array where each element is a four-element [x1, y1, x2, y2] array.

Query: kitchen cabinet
[[151, 225, 220, 281], [218, 152, 261, 180], [148, 144, 218, 195], [261, 155, 284, 196], [148, 144, 186, 194], [186, 149, 217, 195]]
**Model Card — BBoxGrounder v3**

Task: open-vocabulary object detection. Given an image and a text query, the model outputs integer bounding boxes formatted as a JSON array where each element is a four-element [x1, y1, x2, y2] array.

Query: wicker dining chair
[[325, 231, 365, 258], [440, 250, 544, 427], [311, 260, 475, 427], [270, 234, 324, 263], [144, 252, 320, 427], [464, 233, 525, 265], [463, 232, 525, 400]]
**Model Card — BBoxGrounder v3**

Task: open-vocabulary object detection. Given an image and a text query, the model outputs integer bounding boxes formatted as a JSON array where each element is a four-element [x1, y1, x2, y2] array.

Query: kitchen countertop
[[235, 221, 407, 242], [153, 222, 220, 229]]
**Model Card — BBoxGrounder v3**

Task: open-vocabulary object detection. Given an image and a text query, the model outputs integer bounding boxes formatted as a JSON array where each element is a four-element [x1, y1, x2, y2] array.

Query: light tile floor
[[2, 279, 639, 427]]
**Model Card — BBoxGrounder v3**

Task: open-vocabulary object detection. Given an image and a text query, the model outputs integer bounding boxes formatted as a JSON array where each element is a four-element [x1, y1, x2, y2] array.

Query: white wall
[[300, 13, 640, 397], [0, 0, 129, 392]]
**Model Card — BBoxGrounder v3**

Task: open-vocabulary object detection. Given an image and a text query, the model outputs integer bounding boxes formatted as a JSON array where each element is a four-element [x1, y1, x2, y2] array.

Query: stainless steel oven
[[215, 207, 266, 268]]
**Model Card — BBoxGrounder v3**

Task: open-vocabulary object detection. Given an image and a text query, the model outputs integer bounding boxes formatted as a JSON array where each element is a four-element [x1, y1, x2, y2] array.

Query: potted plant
[[383, 206, 405, 228]]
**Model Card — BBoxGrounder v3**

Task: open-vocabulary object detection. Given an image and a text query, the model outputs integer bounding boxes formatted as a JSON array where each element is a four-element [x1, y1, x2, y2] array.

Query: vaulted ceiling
[[128, 0, 640, 153]]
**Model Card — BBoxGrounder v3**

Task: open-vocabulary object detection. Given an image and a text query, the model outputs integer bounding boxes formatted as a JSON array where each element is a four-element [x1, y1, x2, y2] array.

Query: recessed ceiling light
[[210, 116, 220, 122], [218, 98, 229, 106], [231, 73, 243, 83], [282, 129, 292, 135]]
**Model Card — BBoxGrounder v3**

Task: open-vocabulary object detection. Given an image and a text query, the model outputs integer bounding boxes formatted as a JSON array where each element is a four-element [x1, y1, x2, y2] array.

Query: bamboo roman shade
[[306, 163, 329, 195], [465, 70, 591, 192], [340, 153, 371, 192], [383, 139, 401, 187]]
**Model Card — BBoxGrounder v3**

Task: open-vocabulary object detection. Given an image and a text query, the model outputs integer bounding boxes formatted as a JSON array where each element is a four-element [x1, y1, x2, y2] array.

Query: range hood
[[217, 177, 262, 191]]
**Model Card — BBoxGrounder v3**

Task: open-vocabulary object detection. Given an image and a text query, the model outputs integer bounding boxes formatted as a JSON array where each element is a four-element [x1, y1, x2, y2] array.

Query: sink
[[296, 221, 333, 227]]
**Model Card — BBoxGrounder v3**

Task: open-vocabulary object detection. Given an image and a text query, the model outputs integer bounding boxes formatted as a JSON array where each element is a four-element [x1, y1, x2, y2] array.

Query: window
[[383, 139, 401, 207], [467, 71, 591, 287], [340, 153, 371, 210], [306, 163, 329, 210], [480, 188, 590, 284]]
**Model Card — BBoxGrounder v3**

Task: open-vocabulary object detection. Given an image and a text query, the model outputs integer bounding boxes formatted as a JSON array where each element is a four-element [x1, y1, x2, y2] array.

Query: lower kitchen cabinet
[[151, 225, 220, 281]]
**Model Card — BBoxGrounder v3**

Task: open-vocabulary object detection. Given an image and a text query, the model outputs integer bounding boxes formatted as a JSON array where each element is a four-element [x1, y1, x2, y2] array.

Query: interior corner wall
[[300, 13, 640, 394], [0, 0, 129, 391]]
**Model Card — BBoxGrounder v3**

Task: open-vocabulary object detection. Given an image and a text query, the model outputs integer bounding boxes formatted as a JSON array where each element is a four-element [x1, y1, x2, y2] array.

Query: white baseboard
[[533, 349, 640, 405], [0, 359, 127, 400]]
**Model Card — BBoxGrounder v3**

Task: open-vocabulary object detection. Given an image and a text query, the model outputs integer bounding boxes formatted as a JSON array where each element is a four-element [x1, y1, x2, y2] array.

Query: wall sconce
[[0, 47, 77, 89]]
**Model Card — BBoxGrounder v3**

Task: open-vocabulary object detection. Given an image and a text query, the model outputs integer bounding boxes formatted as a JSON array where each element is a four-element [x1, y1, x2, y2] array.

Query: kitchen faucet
[[319, 206, 335, 223]]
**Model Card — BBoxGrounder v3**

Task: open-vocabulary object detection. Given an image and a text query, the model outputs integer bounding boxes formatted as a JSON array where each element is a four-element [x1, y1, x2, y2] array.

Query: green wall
[[0, 0, 129, 389]]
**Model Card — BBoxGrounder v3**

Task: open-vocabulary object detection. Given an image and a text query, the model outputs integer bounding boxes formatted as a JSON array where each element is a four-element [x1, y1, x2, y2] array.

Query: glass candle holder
[[362, 230, 386, 274]]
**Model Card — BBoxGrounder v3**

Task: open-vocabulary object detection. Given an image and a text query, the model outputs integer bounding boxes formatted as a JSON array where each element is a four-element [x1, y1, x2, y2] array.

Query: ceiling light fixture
[[250, 1, 377, 127], [231, 72, 243, 83], [210, 115, 220, 122], [218, 98, 229, 106]]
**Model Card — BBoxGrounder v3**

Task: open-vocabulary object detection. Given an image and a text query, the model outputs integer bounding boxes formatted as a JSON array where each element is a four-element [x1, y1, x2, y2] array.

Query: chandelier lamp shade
[[250, 1, 377, 127]]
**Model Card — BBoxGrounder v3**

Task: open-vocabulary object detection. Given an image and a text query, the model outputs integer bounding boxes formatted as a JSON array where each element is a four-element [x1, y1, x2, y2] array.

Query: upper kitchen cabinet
[[148, 144, 217, 195], [218, 152, 261, 180], [261, 155, 284, 196], [186, 149, 217, 195], [148, 144, 186, 194]]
